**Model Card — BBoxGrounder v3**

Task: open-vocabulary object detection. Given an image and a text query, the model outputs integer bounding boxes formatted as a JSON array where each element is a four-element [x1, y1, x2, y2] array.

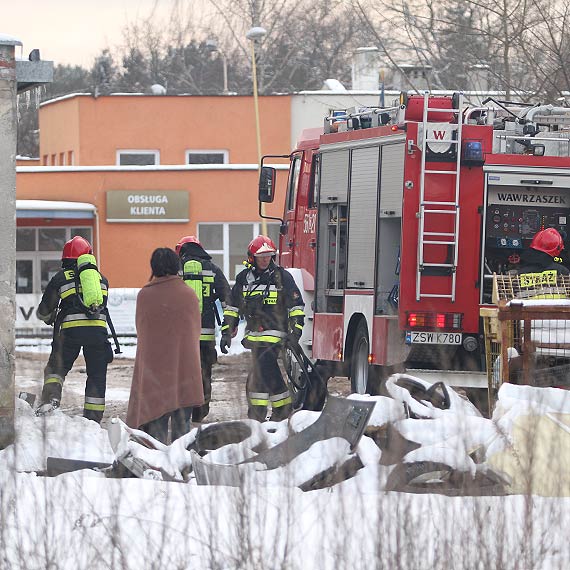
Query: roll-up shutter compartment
[[380, 143, 405, 217], [320, 150, 349, 203], [347, 146, 380, 288]]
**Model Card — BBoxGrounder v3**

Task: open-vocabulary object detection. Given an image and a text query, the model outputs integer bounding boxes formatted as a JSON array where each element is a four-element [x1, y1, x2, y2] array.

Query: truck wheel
[[350, 321, 370, 394]]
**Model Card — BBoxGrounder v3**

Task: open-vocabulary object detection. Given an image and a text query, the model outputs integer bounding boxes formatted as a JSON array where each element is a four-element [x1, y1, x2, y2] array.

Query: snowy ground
[[5, 342, 570, 569]]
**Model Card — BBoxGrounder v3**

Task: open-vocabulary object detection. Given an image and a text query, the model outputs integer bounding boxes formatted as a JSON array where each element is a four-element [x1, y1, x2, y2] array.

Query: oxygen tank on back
[[77, 253, 104, 313], [183, 259, 204, 313]]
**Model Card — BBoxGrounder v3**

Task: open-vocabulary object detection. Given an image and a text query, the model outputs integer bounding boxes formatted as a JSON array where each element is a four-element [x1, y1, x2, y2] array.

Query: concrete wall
[[290, 91, 393, 148], [0, 41, 17, 447]]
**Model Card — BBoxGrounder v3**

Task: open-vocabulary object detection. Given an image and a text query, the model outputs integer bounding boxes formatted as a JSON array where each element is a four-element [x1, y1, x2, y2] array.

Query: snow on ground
[[1, 381, 570, 568]]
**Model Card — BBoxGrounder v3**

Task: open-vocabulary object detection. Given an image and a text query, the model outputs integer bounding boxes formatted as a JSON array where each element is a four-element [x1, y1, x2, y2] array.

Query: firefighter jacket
[[180, 243, 231, 343], [516, 248, 570, 299], [223, 261, 305, 348], [36, 260, 109, 332]]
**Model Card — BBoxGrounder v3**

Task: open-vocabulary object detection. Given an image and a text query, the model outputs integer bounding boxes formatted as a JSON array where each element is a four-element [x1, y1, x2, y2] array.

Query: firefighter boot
[[269, 402, 292, 422], [36, 380, 63, 416]]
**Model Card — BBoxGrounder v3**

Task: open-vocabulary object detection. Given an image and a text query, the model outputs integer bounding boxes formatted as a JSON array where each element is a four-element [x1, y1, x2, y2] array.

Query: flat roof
[[16, 200, 96, 219]]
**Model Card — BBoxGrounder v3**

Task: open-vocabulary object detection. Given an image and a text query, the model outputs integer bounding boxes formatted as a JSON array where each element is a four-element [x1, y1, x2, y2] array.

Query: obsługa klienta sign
[[106, 190, 189, 222]]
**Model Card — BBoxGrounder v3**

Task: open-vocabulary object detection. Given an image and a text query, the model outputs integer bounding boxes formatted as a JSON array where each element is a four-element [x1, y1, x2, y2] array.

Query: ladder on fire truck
[[416, 91, 464, 302]]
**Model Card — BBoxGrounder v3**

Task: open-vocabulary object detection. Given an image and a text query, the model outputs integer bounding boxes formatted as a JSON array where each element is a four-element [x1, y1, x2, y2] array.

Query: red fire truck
[[259, 92, 570, 395]]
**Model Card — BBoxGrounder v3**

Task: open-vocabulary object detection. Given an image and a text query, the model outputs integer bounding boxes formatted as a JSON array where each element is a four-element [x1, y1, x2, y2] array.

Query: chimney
[[392, 64, 433, 91], [351, 47, 380, 90], [468, 64, 490, 92]]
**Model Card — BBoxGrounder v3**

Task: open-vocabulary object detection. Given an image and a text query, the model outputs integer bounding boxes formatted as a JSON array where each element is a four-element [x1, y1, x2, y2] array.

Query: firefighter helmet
[[62, 236, 92, 260], [175, 235, 202, 256], [530, 228, 564, 257], [247, 235, 277, 263]]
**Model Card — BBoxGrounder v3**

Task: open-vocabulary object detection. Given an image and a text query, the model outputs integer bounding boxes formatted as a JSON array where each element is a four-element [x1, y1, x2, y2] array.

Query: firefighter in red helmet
[[222, 235, 305, 421], [517, 228, 569, 295], [176, 235, 231, 422], [35, 236, 113, 422]]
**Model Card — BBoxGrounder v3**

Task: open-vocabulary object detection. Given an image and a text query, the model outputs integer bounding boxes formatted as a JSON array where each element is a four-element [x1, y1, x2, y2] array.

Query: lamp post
[[246, 26, 267, 236], [204, 39, 229, 95]]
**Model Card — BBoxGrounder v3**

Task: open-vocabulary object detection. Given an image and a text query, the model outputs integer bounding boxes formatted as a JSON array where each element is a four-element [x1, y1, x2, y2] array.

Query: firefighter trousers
[[41, 328, 111, 423], [140, 407, 193, 445], [247, 345, 292, 422], [192, 343, 217, 423]]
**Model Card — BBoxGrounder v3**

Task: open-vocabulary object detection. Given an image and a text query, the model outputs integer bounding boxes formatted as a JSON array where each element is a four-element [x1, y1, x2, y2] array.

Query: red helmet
[[175, 235, 202, 256], [62, 236, 92, 260], [248, 235, 277, 263], [530, 228, 564, 257]]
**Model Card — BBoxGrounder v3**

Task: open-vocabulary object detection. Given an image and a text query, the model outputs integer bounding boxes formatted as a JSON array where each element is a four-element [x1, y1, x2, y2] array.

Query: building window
[[198, 222, 280, 280], [186, 150, 228, 165], [67, 151, 74, 166], [42, 155, 48, 166], [59, 152, 65, 165], [117, 150, 159, 166], [16, 226, 93, 294]]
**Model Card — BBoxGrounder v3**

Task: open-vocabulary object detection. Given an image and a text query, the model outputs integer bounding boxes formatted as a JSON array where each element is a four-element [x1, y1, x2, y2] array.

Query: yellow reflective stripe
[[271, 396, 292, 408], [244, 290, 278, 298], [60, 288, 77, 299], [288, 309, 305, 317], [45, 377, 63, 385], [529, 294, 566, 299], [249, 398, 270, 406], [61, 320, 107, 329], [200, 334, 215, 341], [204, 276, 214, 283], [245, 335, 282, 344], [224, 310, 239, 318], [221, 324, 230, 332], [294, 323, 303, 331], [84, 403, 105, 411]]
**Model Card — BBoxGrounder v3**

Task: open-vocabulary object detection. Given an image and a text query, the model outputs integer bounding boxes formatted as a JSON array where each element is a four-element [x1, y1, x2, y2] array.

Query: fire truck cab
[[259, 93, 570, 395]]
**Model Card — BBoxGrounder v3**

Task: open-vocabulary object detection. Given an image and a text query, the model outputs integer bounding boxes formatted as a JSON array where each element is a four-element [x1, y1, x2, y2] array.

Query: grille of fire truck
[[483, 273, 570, 408], [416, 92, 464, 302]]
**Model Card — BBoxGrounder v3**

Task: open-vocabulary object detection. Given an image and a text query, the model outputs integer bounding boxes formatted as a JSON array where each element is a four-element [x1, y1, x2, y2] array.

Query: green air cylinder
[[77, 253, 104, 310], [183, 260, 203, 313]]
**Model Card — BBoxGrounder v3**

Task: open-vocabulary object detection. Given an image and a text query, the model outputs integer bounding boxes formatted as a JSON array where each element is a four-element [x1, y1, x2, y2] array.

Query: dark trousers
[[41, 328, 110, 423], [140, 407, 193, 444], [247, 345, 292, 422], [192, 343, 217, 423]]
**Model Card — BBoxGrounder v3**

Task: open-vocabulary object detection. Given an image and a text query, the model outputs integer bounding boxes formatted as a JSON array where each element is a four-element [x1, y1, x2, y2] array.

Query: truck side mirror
[[259, 166, 276, 203]]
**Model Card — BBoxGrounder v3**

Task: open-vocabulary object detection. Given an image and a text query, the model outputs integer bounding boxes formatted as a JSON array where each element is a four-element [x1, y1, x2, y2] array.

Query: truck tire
[[350, 320, 370, 394]]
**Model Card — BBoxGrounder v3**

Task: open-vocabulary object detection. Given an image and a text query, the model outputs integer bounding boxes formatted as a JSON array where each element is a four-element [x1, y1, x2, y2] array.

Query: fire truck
[[258, 92, 570, 395]]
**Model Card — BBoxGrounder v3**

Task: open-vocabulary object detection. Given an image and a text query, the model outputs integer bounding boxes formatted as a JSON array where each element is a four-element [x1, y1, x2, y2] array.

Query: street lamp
[[246, 26, 267, 235], [204, 39, 229, 95]]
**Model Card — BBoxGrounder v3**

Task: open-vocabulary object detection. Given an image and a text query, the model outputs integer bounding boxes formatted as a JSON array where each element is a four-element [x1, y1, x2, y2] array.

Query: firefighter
[[36, 236, 112, 423], [518, 228, 570, 280], [222, 235, 305, 421], [176, 235, 231, 422]]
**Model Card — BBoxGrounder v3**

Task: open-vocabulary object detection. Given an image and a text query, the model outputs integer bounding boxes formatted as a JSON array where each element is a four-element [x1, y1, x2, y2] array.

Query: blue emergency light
[[462, 140, 484, 165]]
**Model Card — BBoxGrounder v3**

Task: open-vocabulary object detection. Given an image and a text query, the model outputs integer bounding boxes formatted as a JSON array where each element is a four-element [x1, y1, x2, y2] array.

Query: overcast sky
[[1, 0, 177, 68]]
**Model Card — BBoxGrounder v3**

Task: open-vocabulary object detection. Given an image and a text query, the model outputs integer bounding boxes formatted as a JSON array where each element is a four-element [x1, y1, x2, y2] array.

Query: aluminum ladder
[[416, 91, 464, 302]]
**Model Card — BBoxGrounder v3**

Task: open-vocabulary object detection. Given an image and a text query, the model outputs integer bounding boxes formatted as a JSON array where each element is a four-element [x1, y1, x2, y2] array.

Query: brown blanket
[[127, 274, 204, 428]]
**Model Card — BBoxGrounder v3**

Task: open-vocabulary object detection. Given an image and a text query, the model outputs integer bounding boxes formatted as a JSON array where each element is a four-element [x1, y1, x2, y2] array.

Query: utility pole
[[0, 35, 52, 448]]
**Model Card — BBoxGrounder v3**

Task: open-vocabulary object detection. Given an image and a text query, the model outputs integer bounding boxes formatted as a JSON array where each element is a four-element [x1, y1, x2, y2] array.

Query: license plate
[[406, 331, 462, 345]]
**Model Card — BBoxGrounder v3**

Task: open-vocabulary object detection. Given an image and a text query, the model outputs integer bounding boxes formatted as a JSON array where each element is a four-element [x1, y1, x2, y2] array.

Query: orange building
[[16, 94, 292, 293]]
